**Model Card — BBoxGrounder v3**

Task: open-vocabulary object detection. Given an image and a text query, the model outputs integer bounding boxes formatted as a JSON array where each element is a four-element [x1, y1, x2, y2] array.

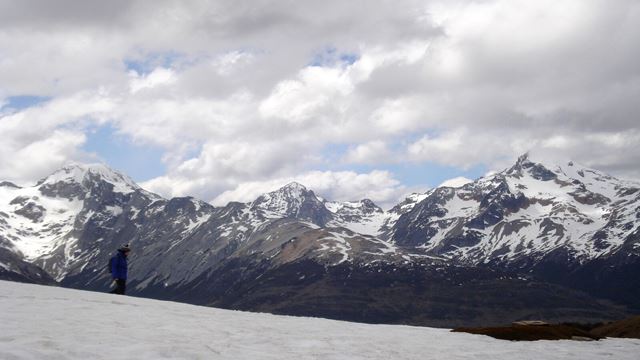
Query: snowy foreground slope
[[0, 281, 638, 360]]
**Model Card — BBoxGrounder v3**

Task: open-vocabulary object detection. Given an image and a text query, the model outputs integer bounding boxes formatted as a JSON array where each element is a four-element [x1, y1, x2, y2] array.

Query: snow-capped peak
[[499, 153, 637, 202], [439, 177, 473, 188], [506, 153, 558, 181], [260, 182, 316, 202], [506, 153, 621, 185], [515, 152, 532, 165], [250, 181, 326, 220], [37, 163, 140, 194], [281, 181, 308, 192]]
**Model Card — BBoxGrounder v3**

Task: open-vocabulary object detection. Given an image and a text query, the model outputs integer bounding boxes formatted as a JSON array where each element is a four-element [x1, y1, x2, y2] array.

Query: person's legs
[[111, 279, 126, 295], [116, 279, 126, 295], [119, 279, 127, 295]]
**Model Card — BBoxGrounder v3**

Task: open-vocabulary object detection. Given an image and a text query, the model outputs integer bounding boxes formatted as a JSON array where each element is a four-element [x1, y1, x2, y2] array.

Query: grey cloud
[[0, 0, 134, 28]]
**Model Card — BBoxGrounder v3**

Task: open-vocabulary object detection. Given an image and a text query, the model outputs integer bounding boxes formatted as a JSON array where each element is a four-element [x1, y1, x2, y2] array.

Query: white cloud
[[407, 130, 489, 168], [0, 91, 115, 184], [343, 141, 394, 164], [258, 65, 355, 126], [211, 51, 255, 76], [129, 68, 177, 94], [369, 96, 429, 135], [0, 130, 87, 185]]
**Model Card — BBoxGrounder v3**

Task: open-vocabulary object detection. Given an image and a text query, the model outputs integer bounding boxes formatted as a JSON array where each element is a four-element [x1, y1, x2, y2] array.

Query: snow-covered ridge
[[37, 162, 140, 194], [389, 152, 640, 263]]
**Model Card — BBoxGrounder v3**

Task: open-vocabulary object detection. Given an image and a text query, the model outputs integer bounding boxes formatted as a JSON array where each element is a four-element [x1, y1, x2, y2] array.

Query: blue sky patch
[[83, 124, 166, 182], [1, 95, 51, 111], [124, 51, 187, 75], [387, 162, 486, 189], [339, 53, 359, 65], [309, 47, 359, 67], [319, 142, 487, 192], [332, 162, 485, 192]]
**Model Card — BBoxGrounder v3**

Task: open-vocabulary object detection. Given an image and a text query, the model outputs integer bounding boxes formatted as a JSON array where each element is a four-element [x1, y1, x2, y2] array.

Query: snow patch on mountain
[[318, 231, 353, 264], [184, 214, 211, 233], [440, 176, 473, 188], [0, 184, 83, 260], [334, 211, 388, 236]]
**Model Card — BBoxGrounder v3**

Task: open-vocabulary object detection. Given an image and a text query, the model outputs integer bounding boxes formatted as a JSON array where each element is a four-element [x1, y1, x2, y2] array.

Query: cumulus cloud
[[1, 130, 87, 185], [129, 68, 177, 94], [2, 0, 640, 204], [407, 129, 514, 168], [343, 141, 394, 164], [0, 91, 115, 184]]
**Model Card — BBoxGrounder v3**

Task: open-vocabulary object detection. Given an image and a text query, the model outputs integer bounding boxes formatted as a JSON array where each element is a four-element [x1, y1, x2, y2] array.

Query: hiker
[[109, 244, 131, 295]]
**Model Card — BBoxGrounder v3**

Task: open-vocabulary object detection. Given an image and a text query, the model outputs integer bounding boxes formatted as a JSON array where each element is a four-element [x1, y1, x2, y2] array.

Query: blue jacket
[[110, 251, 128, 280]]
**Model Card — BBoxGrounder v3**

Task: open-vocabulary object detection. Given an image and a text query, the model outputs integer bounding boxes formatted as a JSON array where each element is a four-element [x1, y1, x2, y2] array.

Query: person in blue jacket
[[109, 244, 131, 295]]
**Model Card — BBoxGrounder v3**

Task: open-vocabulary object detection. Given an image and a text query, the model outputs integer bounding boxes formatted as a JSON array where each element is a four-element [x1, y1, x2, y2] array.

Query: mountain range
[[1, 154, 638, 327]]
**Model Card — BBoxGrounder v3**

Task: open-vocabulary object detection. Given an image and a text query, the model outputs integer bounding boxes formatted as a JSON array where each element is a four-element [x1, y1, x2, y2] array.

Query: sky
[[1, 0, 639, 208]]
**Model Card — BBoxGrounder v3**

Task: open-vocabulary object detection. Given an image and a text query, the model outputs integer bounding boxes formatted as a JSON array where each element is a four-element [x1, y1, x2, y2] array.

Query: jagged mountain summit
[[250, 181, 334, 225], [36, 162, 142, 196], [0, 155, 639, 327], [386, 153, 640, 264]]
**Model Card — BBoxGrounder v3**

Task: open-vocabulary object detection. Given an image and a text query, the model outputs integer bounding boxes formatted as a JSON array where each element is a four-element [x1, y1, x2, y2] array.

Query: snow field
[[0, 280, 639, 360]]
